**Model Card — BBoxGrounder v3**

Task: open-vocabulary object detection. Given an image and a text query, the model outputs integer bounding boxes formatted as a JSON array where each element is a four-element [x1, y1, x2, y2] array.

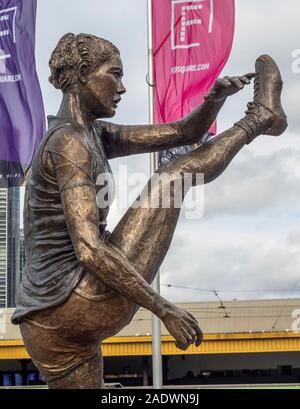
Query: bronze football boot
[[236, 54, 288, 143]]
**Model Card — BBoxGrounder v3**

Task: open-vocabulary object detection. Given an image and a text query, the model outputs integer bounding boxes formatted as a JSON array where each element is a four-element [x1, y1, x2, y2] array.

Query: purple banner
[[0, 0, 45, 187]]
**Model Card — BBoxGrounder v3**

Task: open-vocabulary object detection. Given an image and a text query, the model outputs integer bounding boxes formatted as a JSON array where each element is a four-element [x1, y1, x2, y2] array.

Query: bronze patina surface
[[12, 33, 287, 388]]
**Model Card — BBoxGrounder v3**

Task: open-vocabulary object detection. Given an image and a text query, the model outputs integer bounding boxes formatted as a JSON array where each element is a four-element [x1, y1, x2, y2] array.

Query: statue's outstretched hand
[[209, 73, 255, 99], [161, 304, 203, 350]]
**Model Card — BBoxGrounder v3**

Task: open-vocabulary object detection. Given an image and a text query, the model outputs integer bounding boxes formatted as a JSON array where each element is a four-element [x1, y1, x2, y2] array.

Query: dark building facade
[[0, 187, 20, 308]]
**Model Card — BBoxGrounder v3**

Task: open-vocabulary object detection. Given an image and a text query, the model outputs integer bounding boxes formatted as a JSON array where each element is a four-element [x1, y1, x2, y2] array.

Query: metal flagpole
[[147, 0, 163, 389]]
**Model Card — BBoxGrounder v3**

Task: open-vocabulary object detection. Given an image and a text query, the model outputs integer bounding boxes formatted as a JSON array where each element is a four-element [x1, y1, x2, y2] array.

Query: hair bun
[[49, 33, 119, 92]]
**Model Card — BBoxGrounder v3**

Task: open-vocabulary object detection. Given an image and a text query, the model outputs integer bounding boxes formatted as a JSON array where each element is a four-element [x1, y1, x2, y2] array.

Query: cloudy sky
[[23, 0, 300, 304]]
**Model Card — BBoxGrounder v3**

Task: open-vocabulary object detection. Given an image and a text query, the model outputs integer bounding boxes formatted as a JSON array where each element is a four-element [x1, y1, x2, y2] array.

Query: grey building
[[0, 189, 7, 307], [0, 188, 20, 308]]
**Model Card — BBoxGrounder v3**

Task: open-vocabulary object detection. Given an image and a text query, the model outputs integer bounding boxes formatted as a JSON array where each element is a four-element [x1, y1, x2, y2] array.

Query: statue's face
[[83, 53, 126, 118]]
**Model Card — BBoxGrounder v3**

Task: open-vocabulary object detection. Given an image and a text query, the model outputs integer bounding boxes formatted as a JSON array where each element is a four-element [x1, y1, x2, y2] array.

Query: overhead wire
[[162, 283, 300, 294], [162, 282, 300, 323]]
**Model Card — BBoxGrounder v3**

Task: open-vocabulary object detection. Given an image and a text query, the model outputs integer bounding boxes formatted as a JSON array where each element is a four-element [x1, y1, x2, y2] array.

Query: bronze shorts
[[20, 314, 101, 382], [19, 270, 136, 383]]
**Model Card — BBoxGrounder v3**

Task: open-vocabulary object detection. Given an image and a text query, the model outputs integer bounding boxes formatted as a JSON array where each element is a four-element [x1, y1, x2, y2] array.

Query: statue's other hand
[[210, 73, 255, 99], [161, 304, 203, 351]]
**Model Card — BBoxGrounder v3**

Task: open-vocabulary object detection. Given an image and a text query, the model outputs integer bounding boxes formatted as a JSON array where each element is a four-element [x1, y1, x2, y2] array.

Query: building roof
[[1, 298, 300, 341], [117, 298, 300, 336]]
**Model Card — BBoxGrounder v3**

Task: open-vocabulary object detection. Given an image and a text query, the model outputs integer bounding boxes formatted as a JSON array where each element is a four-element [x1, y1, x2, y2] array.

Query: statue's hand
[[208, 73, 255, 100], [161, 304, 203, 350]]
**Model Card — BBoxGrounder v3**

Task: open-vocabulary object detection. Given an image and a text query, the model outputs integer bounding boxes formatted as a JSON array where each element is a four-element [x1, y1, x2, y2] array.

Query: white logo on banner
[[171, 0, 214, 50], [0, 7, 17, 74], [0, 309, 5, 335]]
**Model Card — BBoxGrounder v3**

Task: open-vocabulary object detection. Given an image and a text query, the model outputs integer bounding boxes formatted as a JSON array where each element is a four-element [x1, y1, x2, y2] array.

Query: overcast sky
[[23, 0, 300, 305]]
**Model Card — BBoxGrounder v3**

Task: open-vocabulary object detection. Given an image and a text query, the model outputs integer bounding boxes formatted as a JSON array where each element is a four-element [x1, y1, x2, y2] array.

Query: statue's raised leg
[[108, 54, 287, 288]]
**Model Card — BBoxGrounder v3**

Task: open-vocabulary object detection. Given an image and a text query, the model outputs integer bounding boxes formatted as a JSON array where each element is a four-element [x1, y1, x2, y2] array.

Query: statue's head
[[49, 33, 126, 118]]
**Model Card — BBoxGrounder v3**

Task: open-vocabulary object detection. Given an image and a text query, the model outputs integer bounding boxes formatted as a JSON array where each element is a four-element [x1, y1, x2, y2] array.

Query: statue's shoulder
[[93, 119, 121, 137], [45, 123, 90, 157]]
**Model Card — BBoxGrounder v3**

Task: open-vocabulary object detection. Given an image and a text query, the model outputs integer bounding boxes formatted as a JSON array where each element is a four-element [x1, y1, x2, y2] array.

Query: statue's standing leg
[[47, 352, 104, 389]]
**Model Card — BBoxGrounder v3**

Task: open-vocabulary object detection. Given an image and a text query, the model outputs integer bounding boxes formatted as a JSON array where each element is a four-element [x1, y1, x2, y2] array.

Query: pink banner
[[152, 0, 235, 129]]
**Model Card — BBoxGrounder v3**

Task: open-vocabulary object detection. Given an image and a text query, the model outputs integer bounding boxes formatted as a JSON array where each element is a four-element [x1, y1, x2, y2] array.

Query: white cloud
[[202, 147, 300, 218], [161, 225, 300, 302]]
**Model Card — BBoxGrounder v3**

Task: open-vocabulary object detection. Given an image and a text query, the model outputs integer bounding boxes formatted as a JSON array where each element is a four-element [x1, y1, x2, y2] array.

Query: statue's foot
[[235, 55, 287, 143], [252, 54, 287, 136]]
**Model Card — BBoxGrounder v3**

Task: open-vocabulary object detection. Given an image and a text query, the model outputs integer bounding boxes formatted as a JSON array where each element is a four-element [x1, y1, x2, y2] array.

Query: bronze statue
[[11, 33, 287, 389]]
